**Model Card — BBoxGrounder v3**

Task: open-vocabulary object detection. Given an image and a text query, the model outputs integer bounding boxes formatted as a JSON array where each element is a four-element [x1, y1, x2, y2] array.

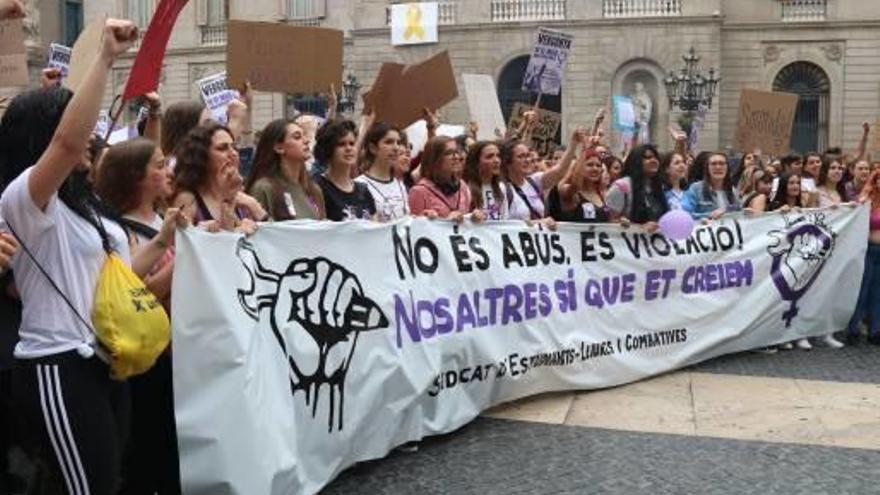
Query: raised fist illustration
[[236, 238, 388, 431]]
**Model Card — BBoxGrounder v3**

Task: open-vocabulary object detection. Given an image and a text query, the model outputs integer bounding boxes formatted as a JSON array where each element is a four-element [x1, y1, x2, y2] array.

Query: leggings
[[12, 351, 130, 495], [848, 243, 880, 336]]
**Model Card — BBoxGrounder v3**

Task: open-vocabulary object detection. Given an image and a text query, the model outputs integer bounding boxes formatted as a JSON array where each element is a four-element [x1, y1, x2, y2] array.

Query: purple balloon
[[658, 209, 695, 240]]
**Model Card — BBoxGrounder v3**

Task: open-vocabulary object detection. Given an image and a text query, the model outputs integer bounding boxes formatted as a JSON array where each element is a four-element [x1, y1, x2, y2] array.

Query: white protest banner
[[173, 206, 867, 494], [196, 71, 239, 124], [390, 2, 438, 46], [48, 43, 71, 77], [462, 74, 506, 140], [521, 27, 573, 96]]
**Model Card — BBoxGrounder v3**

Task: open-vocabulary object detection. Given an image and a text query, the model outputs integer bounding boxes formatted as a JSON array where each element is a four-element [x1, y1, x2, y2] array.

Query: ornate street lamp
[[664, 47, 720, 113], [337, 73, 362, 115]]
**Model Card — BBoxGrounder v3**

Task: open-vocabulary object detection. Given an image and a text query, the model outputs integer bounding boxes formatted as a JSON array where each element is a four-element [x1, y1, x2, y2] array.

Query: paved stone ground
[[323, 341, 880, 495]]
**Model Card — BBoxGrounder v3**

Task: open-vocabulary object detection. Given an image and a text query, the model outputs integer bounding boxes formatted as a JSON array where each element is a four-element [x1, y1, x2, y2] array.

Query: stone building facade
[[80, 0, 880, 155]]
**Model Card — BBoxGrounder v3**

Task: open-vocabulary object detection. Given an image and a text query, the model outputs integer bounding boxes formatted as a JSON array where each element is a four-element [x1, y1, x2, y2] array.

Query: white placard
[[196, 71, 240, 124], [48, 43, 71, 77], [462, 74, 506, 141], [522, 27, 573, 96]]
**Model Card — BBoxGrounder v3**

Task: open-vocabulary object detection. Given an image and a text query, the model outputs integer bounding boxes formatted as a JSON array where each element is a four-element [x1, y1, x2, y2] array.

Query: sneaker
[[779, 342, 794, 350], [822, 334, 844, 349], [796, 338, 813, 350]]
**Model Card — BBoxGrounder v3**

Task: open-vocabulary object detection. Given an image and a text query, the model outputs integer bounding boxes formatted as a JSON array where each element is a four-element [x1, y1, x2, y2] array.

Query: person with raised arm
[[546, 147, 610, 224]]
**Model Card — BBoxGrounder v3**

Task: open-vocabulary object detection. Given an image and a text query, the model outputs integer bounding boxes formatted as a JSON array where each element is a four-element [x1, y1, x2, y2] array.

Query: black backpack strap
[[118, 217, 160, 240]]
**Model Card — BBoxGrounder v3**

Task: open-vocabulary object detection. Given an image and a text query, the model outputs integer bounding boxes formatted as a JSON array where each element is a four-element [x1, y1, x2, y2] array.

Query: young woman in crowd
[[397, 131, 416, 189], [409, 136, 483, 222], [172, 122, 264, 232], [245, 119, 325, 221], [801, 152, 822, 205], [768, 171, 812, 350], [681, 152, 742, 221], [661, 151, 688, 210], [848, 169, 880, 345], [355, 122, 409, 221], [546, 147, 609, 223], [92, 137, 181, 494], [816, 155, 847, 208], [463, 141, 507, 220], [501, 129, 581, 221], [313, 119, 376, 221], [606, 144, 668, 229], [845, 159, 871, 202], [741, 168, 774, 212], [603, 155, 624, 185], [0, 20, 184, 494]]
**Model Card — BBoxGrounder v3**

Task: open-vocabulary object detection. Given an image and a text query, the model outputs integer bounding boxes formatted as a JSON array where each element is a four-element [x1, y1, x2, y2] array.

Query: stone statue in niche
[[632, 82, 653, 145]]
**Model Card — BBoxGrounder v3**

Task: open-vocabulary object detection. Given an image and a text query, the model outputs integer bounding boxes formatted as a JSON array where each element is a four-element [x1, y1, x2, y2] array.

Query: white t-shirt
[[0, 167, 131, 359], [355, 174, 409, 221], [481, 183, 509, 220], [508, 172, 545, 220]]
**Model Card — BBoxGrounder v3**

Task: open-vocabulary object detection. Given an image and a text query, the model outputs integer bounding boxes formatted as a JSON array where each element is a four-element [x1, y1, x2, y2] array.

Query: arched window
[[497, 55, 562, 143], [773, 61, 830, 154]]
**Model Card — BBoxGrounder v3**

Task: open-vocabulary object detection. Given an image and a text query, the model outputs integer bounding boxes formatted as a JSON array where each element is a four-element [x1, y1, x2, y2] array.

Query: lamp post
[[337, 73, 362, 116], [663, 47, 720, 135]]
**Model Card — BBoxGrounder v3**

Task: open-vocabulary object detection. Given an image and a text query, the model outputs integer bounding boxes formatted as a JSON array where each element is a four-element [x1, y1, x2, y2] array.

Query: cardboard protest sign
[[362, 50, 458, 129], [65, 14, 106, 92], [612, 95, 635, 132], [197, 71, 239, 123], [390, 2, 438, 46], [462, 74, 506, 140], [124, 0, 189, 100], [48, 43, 72, 77], [735, 89, 799, 156], [0, 19, 29, 87], [521, 27, 572, 96], [227, 21, 343, 94], [508, 102, 561, 142]]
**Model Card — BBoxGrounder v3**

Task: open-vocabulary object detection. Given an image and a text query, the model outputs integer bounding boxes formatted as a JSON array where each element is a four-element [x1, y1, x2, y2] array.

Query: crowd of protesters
[[0, 6, 878, 494]]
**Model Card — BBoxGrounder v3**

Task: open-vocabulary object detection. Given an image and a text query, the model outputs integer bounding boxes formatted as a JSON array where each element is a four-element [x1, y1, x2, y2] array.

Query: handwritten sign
[[0, 19, 28, 87], [227, 21, 343, 94], [734, 89, 798, 157], [462, 74, 506, 140], [509, 102, 561, 142], [48, 43, 72, 77], [197, 71, 239, 124], [521, 27, 572, 96]]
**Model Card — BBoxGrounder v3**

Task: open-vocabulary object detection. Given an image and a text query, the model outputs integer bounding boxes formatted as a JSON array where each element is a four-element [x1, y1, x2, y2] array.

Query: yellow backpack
[[91, 253, 170, 379]]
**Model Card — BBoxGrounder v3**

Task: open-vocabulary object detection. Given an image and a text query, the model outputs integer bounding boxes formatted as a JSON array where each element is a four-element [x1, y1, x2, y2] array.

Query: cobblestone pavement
[[323, 342, 880, 494]]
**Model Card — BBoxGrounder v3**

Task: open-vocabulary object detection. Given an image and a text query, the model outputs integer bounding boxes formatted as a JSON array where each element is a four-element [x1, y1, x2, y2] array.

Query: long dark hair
[[173, 122, 232, 195], [660, 151, 687, 190], [421, 136, 456, 184], [94, 137, 157, 214], [817, 154, 847, 200], [700, 152, 737, 205], [623, 144, 668, 223], [463, 141, 503, 210], [161, 100, 205, 156], [499, 140, 525, 183], [0, 86, 121, 252], [769, 171, 803, 210], [246, 119, 321, 221]]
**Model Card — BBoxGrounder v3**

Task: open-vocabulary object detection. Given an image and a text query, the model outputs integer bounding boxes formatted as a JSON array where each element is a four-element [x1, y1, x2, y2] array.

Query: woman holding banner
[[409, 137, 483, 222], [172, 122, 264, 232], [816, 156, 847, 208], [606, 144, 668, 229], [661, 151, 688, 210], [501, 128, 583, 221], [741, 168, 774, 212], [246, 119, 325, 221], [546, 147, 609, 223], [681, 152, 742, 221], [356, 123, 410, 221], [464, 141, 507, 220], [314, 119, 377, 221]]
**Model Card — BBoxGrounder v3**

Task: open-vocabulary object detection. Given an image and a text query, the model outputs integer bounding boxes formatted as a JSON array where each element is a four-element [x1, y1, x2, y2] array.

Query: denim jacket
[[681, 181, 742, 220]]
